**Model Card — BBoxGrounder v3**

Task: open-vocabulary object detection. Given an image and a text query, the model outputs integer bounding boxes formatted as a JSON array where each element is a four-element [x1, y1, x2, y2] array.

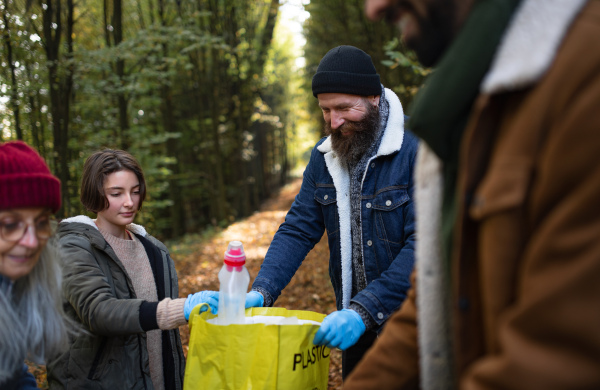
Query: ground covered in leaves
[[29, 177, 343, 389]]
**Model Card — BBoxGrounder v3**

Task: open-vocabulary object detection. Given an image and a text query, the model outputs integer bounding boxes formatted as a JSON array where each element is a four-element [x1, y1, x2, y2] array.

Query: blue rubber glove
[[245, 291, 264, 308], [184, 291, 219, 320], [313, 309, 366, 350]]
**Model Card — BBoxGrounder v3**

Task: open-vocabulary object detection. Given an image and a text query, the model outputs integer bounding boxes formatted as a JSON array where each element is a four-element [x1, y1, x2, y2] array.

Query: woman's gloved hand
[[184, 291, 219, 320], [313, 309, 366, 350], [244, 291, 264, 308]]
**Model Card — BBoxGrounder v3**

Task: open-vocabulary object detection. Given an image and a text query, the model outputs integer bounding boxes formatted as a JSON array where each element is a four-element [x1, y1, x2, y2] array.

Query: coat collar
[[61, 215, 148, 237], [482, 0, 588, 94], [317, 88, 405, 157]]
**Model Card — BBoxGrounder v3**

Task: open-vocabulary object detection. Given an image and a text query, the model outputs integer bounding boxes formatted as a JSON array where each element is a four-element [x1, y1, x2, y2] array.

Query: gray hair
[[0, 238, 71, 382]]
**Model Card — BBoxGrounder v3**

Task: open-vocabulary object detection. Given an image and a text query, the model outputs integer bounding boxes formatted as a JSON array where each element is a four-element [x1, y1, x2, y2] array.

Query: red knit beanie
[[0, 141, 61, 212]]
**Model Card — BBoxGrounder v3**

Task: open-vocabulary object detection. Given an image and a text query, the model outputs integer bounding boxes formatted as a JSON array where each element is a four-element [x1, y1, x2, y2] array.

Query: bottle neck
[[224, 264, 245, 272]]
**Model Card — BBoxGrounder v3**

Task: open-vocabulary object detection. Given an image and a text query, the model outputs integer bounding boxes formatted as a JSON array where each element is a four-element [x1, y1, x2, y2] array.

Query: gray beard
[[324, 103, 381, 167]]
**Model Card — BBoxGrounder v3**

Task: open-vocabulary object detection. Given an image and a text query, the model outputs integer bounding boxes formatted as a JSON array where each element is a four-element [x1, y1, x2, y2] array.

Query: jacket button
[[367, 240, 373, 246], [472, 195, 484, 207], [324, 195, 328, 200], [371, 163, 375, 169], [385, 200, 392, 206], [377, 312, 384, 320], [366, 203, 372, 209]]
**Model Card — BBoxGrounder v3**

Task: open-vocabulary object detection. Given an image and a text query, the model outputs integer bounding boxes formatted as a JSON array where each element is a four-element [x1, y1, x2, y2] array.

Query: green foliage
[[0, 0, 296, 239], [381, 38, 430, 105]]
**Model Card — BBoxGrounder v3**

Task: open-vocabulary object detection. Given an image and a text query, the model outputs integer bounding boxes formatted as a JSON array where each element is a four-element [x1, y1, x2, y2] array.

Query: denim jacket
[[253, 88, 418, 331]]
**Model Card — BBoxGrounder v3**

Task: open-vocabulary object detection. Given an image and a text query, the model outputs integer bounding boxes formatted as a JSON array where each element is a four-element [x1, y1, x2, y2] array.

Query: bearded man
[[344, 0, 600, 389], [244, 45, 419, 379]]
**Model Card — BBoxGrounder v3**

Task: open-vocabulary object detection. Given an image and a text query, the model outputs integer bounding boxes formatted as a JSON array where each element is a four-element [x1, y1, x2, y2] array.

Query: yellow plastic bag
[[183, 305, 331, 390]]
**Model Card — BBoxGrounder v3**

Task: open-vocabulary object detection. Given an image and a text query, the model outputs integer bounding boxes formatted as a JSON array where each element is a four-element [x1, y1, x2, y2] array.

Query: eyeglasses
[[0, 216, 55, 242]]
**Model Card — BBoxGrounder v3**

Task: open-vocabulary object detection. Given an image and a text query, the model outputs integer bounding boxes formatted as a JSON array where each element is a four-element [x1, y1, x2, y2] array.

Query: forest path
[[173, 177, 343, 389]]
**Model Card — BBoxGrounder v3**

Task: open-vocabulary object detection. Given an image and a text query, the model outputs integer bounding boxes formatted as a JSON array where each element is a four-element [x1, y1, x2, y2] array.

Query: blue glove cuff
[[344, 309, 366, 333], [250, 291, 264, 306], [184, 294, 193, 321]]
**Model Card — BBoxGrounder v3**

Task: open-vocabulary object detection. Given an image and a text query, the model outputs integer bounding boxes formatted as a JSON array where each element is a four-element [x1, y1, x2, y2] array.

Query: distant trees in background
[[0, 0, 426, 240], [1, 0, 296, 239]]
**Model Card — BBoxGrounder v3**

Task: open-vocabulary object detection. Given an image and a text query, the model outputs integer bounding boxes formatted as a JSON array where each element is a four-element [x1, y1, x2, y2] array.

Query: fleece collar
[[316, 88, 405, 309], [61, 215, 148, 237], [481, 0, 588, 94]]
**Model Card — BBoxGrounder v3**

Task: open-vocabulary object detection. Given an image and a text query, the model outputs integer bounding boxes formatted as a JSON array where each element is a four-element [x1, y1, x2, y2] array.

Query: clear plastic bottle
[[217, 241, 250, 325]]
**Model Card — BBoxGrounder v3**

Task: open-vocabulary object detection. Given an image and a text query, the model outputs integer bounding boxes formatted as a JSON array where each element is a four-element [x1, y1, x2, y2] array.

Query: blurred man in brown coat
[[344, 0, 600, 388]]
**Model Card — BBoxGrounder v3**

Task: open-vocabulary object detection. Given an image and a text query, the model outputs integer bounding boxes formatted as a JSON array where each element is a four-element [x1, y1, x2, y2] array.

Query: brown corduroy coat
[[344, 1, 600, 389]]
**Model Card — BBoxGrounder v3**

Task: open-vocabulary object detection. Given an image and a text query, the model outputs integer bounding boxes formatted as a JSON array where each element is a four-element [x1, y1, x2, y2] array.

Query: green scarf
[[408, 0, 521, 263]]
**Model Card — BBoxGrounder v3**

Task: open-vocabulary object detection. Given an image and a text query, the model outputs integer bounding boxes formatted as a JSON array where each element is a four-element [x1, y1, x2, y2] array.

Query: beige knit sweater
[[99, 227, 186, 390]]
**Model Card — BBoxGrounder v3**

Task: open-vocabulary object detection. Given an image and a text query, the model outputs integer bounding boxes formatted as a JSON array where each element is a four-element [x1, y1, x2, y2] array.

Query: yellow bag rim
[[188, 303, 326, 331]]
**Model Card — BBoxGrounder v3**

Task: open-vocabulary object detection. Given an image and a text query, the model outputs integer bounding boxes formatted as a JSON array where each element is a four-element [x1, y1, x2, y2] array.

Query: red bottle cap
[[224, 241, 246, 266]]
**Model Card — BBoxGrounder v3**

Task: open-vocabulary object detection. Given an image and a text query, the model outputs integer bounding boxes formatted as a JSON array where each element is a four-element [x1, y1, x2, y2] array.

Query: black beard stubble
[[324, 102, 381, 167], [388, 0, 456, 67]]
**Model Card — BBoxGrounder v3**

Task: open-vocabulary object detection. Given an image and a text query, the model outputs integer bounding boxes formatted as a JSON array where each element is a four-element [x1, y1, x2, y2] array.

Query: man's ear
[[370, 95, 381, 107]]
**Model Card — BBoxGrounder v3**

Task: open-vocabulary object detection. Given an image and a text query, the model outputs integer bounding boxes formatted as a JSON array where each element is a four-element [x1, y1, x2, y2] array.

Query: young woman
[[0, 141, 70, 389], [47, 149, 218, 390]]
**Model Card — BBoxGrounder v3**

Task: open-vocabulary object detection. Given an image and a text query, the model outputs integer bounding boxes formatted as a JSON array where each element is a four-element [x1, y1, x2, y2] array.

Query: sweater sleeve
[[157, 298, 187, 330]]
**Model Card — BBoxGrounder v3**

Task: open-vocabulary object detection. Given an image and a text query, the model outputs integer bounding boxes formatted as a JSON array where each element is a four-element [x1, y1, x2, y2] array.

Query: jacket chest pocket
[[315, 186, 339, 236], [469, 159, 531, 221], [372, 187, 410, 245], [468, 158, 533, 311]]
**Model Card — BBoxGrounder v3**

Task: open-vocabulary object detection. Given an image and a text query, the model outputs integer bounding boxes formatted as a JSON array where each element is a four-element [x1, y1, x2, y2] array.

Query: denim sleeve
[[252, 143, 327, 305]]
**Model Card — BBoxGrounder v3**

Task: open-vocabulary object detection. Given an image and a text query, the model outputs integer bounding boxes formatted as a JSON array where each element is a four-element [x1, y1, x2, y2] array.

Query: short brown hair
[[80, 149, 146, 213]]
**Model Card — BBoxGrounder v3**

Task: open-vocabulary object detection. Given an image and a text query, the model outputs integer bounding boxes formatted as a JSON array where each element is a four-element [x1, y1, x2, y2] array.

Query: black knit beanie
[[312, 45, 381, 97]]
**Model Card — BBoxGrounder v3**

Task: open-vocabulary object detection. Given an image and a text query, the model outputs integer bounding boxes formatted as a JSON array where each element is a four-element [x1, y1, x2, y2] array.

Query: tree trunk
[[105, 0, 129, 149], [2, 0, 22, 139], [42, 0, 75, 217], [158, 0, 185, 236], [113, 0, 129, 149]]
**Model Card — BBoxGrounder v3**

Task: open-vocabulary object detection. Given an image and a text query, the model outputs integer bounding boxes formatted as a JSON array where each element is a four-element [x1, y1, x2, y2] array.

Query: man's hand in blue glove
[[184, 291, 219, 320], [245, 291, 264, 308], [313, 309, 366, 350]]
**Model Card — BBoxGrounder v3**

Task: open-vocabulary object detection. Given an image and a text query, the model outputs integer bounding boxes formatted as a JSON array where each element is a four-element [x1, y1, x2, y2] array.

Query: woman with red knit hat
[[0, 141, 71, 389]]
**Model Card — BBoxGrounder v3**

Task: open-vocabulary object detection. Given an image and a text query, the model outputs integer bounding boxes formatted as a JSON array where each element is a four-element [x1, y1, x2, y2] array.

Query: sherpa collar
[[482, 0, 588, 94]]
